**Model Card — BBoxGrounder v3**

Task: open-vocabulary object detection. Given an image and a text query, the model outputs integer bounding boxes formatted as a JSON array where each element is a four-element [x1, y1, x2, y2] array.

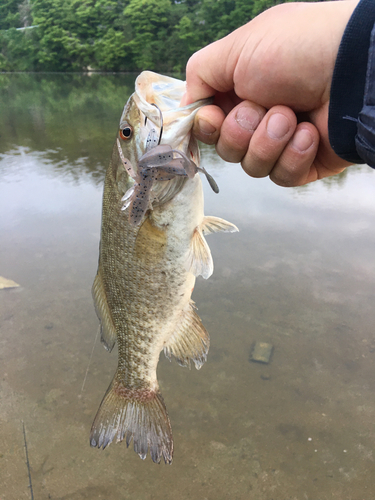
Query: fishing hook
[[144, 103, 163, 145]]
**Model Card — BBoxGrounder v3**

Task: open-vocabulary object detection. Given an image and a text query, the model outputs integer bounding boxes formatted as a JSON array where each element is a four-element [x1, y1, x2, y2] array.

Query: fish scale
[[90, 71, 238, 463]]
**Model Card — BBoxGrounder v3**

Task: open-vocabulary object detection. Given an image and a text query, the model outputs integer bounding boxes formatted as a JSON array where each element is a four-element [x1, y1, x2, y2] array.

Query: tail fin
[[90, 375, 173, 464]]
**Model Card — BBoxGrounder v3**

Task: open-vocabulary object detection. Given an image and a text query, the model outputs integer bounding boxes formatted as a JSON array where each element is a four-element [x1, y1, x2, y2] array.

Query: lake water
[[1, 73, 375, 500]]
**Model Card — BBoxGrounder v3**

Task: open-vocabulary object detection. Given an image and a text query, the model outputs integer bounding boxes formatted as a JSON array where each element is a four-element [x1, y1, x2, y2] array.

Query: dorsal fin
[[164, 302, 210, 370]]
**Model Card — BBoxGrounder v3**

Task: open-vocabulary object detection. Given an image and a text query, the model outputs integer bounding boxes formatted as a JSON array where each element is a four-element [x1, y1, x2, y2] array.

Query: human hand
[[182, 1, 359, 186]]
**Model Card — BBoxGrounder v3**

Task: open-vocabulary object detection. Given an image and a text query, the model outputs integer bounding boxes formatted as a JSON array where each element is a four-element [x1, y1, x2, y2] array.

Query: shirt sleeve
[[356, 26, 375, 167], [328, 0, 375, 166]]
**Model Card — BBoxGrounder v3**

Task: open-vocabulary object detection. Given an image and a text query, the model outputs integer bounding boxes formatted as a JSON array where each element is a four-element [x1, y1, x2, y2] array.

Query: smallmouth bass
[[90, 71, 238, 464]]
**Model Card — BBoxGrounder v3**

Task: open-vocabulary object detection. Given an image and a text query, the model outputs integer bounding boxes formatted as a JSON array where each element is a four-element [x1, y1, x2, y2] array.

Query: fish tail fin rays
[[164, 301, 210, 370], [92, 270, 117, 352], [90, 376, 173, 464], [201, 216, 239, 235]]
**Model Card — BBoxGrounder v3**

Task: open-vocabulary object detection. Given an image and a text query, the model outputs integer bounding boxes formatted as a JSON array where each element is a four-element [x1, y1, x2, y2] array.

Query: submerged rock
[[250, 342, 273, 364]]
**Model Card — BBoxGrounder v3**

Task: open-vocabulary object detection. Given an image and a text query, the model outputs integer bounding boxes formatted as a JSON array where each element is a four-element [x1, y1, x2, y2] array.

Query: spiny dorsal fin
[[185, 226, 213, 279], [92, 270, 117, 352], [201, 216, 239, 235], [164, 302, 210, 370]]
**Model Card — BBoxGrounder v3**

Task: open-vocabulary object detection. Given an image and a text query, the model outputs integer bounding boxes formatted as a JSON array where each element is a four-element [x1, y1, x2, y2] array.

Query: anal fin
[[92, 269, 117, 352], [164, 301, 210, 370]]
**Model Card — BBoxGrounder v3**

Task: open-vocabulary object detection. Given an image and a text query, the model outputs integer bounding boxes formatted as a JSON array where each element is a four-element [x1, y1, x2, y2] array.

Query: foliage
[[0, 0, 21, 30], [0, 0, 317, 72]]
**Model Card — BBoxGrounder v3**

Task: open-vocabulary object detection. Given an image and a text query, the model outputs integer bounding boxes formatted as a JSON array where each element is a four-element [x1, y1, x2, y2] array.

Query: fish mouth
[[135, 70, 212, 112], [133, 71, 212, 153]]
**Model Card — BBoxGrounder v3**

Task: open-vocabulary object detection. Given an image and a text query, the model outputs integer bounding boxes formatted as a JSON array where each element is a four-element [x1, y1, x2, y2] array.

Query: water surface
[[1, 74, 375, 500]]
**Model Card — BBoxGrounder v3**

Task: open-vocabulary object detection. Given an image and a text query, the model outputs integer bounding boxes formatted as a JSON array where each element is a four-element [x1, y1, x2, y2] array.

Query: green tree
[[0, 0, 21, 30], [123, 0, 172, 70], [196, 0, 237, 43], [0, 0, 307, 72], [92, 0, 134, 71], [31, 0, 130, 71], [0, 27, 38, 71], [94, 28, 131, 71]]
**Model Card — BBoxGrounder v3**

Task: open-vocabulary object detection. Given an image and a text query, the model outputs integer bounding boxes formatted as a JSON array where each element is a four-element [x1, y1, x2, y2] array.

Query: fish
[[90, 71, 238, 464]]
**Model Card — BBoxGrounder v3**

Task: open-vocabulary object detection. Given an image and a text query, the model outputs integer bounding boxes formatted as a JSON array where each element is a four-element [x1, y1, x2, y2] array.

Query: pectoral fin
[[185, 226, 213, 279], [164, 302, 210, 369], [201, 216, 239, 235], [92, 270, 117, 352]]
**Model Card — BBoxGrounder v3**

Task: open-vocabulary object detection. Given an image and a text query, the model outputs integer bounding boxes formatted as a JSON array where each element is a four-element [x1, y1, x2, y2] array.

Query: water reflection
[[1, 74, 375, 499], [0, 73, 138, 182]]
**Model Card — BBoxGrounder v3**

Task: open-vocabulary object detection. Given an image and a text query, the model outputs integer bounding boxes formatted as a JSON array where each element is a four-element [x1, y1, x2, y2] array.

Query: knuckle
[[217, 143, 244, 164], [186, 51, 202, 73], [241, 146, 277, 177], [270, 172, 297, 187], [241, 155, 269, 178], [270, 162, 304, 187], [250, 145, 274, 164], [197, 132, 218, 146]]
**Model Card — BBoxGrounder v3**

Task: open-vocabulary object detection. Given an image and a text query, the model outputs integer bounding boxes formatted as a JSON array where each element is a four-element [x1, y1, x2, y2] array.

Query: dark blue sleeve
[[328, 0, 375, 166], [356, 26, 375, 166]]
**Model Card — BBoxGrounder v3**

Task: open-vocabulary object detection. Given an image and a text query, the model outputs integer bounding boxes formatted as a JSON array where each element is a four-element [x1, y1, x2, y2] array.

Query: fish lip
[[133, 92, 213, 117], [177, 97, 214, 111]]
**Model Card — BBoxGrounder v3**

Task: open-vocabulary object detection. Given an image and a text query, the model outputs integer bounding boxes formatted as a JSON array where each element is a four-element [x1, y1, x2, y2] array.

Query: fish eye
[[119, 126, 133, 141]]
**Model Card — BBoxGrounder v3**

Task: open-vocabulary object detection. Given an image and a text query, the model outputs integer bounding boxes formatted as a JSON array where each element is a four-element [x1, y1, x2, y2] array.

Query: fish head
[[115, 71, 213, 224], [116, 71, 212, 177]]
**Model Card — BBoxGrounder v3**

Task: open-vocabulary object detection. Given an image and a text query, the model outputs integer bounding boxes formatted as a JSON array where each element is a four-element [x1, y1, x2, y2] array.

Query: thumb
[[183, 34, 240, 105]]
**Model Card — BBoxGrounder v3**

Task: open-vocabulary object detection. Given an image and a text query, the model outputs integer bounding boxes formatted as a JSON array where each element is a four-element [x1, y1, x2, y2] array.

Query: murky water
[[1, 74, 375, 500]]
